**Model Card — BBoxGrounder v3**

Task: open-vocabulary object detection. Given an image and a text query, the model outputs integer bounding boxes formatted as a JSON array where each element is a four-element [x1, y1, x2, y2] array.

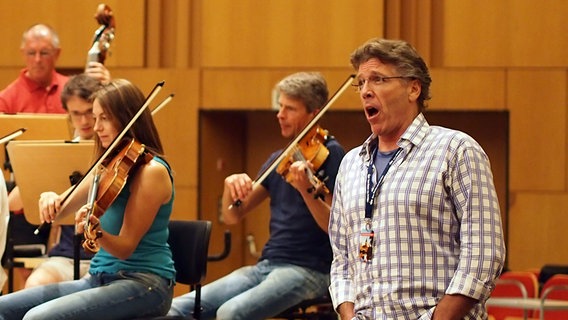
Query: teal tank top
[[89, 156, 176, 280]]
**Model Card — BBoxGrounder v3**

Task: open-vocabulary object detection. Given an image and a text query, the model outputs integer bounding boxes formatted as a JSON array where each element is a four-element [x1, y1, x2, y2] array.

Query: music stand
[[0, 114, 72, 139], [0, 114, 73, 182], [6, 140, 94, 226]]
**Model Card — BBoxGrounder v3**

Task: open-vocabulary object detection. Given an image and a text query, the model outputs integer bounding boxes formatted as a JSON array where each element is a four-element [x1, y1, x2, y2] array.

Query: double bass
[[87, 3, 116, 67]]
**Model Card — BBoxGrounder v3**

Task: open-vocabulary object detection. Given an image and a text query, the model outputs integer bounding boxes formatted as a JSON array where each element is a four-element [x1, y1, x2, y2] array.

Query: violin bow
[[151, 93, 175, 115], [230, 74, 355, 209], [35, 81, 166, 234], [0, 128, 26, 145]]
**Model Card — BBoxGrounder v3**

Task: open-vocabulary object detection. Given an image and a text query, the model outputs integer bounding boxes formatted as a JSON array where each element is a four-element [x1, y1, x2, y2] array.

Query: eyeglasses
[[24, 49, 55, 58], [352, 75, 413, 92], [69, 110, 94, 120]]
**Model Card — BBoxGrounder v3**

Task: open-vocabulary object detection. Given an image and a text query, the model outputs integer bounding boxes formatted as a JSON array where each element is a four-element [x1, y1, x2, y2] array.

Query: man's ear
[[53, 48, 62, 59], [408, 79, 421, 103]]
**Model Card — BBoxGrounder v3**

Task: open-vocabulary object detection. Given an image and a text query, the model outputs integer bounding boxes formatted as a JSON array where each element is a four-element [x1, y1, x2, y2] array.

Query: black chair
[[274, 295, 336, 320], [152, 220, 212, 320], [169, 220, 212, 320], [1, 212, 50, 293], [539, 264, 568, 289]]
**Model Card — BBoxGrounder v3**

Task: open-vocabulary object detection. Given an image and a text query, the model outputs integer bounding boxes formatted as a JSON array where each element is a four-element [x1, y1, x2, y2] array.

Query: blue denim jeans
[[0, 271, 173, 320], [168, 259, 330, 320]]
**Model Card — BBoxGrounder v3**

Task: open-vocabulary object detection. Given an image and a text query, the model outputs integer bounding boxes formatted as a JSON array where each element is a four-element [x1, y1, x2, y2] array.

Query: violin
[[87, 3, 116, 67], [82, 138, 153, 253], [78, 80, 166, 253], [33, 82, 167, 236], [276, 125, 331, 200], [230, 74, 355, 209]]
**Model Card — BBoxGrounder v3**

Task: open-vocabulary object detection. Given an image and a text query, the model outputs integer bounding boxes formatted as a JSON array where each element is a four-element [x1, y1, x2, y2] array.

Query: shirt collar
[[358, 113, 430, 161], [22, 68, 60, 93]]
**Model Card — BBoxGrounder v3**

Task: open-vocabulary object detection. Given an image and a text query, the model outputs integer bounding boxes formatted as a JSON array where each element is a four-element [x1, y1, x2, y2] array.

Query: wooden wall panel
[[144, 0, 201, 68], [508, 194, 568, 270], [201, 69, 359, 110], [507, 70, 566, 191], [0, 68, 27, 95], [385, 0, 432, 64], [433, 0, 568, 67], [198, 112, 248, 282], [428, 69, 506, 110], [199, 0, 384, 67], [0, 0, 144, 68], [171, 188, 198, 222]]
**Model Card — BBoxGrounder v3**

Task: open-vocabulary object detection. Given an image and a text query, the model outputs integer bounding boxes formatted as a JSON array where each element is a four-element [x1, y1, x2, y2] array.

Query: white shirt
[[0, 173, 9, 288]]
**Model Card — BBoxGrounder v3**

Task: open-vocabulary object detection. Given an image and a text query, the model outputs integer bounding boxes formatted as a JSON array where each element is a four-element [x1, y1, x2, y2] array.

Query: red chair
[[487, 271, 539, 320], [533, 274, 568, 320]]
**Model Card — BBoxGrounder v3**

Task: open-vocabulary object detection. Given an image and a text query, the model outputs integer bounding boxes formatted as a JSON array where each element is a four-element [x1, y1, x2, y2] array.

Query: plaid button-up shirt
[[329, 113, 506, 319]]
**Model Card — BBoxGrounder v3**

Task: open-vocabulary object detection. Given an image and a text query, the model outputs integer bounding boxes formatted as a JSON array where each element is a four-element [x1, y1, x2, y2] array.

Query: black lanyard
[[365, 147, 402, 220]]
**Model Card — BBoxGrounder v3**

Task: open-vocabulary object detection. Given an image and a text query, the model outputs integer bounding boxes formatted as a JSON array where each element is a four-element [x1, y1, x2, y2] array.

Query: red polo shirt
[[0, 69, 69, 114]]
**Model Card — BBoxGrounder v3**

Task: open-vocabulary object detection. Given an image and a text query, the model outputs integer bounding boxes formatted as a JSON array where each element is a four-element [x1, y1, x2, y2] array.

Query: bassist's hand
[[85, 61, 111, 84]]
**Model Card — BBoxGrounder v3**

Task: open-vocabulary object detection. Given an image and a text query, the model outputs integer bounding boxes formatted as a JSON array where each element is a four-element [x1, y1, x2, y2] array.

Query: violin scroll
[[83, 220, 103, 253], [306, 169, 330, 201]]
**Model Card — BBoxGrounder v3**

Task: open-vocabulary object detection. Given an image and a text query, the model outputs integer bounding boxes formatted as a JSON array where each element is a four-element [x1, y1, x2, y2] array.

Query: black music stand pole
[[73, 233, 81, 280], [69, 171, 83, 281]]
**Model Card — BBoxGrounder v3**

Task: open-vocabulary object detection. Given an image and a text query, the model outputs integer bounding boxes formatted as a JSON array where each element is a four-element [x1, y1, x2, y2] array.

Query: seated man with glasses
[[13, 74, 105, 288]]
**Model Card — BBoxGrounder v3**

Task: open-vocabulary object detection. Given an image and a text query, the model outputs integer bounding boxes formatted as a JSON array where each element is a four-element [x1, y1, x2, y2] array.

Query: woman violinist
[[0, 79, 175, 319]]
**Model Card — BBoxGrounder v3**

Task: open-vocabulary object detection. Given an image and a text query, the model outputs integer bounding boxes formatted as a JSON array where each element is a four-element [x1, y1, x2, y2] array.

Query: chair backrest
[[534, 274, 568, 320], [539, 264, 568, 288], [487, 271, 539, 320], [168, 220, 212, 285], [500, 271, 539, 298]]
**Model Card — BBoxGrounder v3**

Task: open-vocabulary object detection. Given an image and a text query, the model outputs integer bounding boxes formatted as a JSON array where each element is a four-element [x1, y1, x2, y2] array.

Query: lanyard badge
[[359, 146, 402, 263], [359, 219, 374, 262]]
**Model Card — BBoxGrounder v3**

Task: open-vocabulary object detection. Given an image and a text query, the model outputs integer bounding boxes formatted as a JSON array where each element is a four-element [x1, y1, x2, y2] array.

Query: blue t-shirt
[[259, 137, 345, 273], [89, 157, 176, 281]]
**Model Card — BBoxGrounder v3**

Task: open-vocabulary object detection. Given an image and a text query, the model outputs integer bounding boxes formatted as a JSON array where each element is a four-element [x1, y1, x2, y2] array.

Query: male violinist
[[168, 72, 346, 319], [23, 74, 104, 288]]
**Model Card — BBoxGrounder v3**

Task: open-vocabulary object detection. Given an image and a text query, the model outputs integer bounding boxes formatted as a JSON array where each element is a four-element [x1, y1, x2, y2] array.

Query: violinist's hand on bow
[[85, 61, 111, 84], [286, 161, 314, 194], [225, 173, 253, 205], [38, 192, 62, 224]]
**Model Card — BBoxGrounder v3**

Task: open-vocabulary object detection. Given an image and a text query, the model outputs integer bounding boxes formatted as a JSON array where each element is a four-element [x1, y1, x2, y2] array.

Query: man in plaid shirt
[[329, 38, 506, 320]]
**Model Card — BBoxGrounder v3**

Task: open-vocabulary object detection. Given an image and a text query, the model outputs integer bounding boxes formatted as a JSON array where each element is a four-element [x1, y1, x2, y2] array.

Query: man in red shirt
[[0, 24, 108, 114]]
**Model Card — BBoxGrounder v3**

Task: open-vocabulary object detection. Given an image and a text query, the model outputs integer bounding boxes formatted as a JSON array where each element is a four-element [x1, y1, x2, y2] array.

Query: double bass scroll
[[87, 3, 116, 67]]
